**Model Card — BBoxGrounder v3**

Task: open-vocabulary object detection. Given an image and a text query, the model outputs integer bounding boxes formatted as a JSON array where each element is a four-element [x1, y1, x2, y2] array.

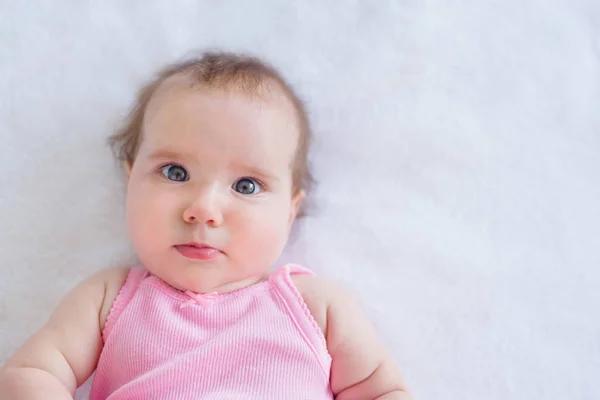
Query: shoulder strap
[[269, 264, 331, 375], [102, 267, 147, 342]]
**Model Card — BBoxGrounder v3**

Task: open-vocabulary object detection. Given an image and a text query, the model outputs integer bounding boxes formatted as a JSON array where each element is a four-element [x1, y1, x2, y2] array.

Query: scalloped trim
[[101, 268, 144, 343], [282, 266, 331, 356]]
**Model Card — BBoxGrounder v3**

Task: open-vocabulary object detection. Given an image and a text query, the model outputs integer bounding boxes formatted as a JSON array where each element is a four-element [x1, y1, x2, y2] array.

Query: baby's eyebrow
[[233, 162, 279, 182], [147, 149, 195, 162]]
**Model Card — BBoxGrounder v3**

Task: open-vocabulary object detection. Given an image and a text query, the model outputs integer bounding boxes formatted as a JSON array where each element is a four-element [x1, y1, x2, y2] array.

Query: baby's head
[[110, 52, 312, 293]]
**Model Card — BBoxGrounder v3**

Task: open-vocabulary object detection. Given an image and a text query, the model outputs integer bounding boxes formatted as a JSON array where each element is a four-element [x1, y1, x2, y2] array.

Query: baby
[[0, 52, 412, 400]]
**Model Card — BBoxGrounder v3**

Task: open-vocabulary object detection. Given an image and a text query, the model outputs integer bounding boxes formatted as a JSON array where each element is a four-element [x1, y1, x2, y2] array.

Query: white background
[[1, 1, 598, 399]]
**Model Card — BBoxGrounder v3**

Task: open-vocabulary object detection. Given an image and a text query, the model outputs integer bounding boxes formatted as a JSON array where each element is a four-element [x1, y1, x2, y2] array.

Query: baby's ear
[[288, 189, 306, 228]]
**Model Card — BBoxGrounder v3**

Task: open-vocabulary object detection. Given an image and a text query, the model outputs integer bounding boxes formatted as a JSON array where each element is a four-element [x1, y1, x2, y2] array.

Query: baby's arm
[[0, 267, 128, 399], [294, 276, 413, 400]]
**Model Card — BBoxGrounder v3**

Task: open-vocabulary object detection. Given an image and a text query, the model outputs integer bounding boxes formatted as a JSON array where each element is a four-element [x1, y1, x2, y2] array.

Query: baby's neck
[[187, 274, 268, 295]]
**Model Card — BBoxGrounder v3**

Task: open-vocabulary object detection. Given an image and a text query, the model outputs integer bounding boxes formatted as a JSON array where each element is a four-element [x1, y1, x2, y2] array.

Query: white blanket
[[1, 1, 598, 399]]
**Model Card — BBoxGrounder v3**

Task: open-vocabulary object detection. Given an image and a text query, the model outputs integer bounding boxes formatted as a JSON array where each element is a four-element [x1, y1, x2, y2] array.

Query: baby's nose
[[182, 187, 224, 227]]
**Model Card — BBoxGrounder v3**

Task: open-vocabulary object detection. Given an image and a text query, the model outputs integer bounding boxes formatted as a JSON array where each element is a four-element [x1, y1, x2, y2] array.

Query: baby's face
[[125, 81, 303, 293]]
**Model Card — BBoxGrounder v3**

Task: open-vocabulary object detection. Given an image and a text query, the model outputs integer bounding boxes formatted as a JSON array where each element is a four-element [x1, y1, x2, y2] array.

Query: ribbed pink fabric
[[89, 264, 333, 399]]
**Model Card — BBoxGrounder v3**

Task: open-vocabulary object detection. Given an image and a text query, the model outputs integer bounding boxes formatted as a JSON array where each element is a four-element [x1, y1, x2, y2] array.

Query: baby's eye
[[233, 178, 261, 195], [161, 164, 189, 182]]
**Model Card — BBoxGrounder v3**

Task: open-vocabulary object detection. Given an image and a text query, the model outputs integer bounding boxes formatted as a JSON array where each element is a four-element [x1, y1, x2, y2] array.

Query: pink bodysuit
[[89, 264, 333, 399]]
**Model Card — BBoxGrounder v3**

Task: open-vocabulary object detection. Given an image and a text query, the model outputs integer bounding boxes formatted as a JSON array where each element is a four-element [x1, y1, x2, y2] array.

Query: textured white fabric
[[0, 2, 598, 399]]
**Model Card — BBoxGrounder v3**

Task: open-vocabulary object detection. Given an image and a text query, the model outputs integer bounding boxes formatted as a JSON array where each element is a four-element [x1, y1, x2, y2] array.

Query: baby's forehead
[[150, 72, 296, 112], [142, 73, 300, 156], [146, 75, 300, 142]]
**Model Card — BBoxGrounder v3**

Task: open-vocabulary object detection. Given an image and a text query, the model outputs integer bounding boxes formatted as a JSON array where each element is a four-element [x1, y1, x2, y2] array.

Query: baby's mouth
[[174, 243, 223, 261]]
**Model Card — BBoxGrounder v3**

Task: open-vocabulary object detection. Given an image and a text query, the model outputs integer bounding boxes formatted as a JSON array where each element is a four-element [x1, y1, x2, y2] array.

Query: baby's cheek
[[242, 208, 290, 261], [126, 204, 150, 254], [127, 188, 165, 250]]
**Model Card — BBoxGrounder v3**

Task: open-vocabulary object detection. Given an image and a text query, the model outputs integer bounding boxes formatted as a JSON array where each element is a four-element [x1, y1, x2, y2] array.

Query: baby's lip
[[178, 242, 223, 252], [177, 242, 221, 251], [174, 243, 224, 261]]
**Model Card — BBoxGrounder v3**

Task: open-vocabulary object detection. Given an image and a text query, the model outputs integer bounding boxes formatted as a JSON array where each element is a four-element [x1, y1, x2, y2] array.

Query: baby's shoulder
[[290, 274, 347, 338]]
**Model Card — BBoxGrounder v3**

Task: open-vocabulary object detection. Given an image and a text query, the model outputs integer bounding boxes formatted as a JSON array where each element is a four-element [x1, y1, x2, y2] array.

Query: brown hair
[[109, 51, 313, 195]]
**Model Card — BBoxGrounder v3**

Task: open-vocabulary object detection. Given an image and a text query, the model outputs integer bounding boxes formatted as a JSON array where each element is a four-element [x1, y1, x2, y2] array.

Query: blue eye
[[161, 164, 189, 182], [233, 178, 261, 195]]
